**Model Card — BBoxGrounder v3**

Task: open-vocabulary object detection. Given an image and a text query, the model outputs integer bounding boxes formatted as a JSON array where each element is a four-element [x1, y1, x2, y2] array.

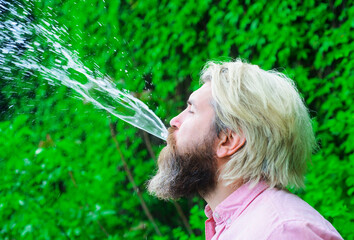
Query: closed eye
[[187, 101, 194, 113]]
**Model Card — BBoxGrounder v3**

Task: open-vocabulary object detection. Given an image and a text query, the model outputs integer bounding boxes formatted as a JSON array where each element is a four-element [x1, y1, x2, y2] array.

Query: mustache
[[166, 126, 177, 145], [157, 126, 177, 166], [168, 126, 177, 136]]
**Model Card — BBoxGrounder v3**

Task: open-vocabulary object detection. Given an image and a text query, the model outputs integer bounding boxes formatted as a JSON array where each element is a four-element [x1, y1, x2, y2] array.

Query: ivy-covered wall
[[1, 0, 353, 239]]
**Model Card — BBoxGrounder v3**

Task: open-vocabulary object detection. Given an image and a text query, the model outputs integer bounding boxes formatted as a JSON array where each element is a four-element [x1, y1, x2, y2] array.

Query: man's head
[[148, 59, 316, 200]]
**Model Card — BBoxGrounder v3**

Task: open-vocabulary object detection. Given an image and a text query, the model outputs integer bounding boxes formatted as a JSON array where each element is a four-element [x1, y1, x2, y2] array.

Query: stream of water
[[0, 0, 168, 140]]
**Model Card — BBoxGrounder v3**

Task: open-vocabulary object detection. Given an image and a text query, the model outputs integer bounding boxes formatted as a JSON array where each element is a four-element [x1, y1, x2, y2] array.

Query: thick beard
[[147, 127, 218, 200]]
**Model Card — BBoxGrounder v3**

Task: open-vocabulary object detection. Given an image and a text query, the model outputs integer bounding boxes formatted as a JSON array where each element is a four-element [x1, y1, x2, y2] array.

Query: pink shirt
[[205, 181, 343, 240]]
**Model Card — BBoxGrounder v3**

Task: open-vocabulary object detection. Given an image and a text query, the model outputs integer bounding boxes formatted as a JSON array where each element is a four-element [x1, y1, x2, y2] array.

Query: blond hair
[[201, 59, 316, 189]]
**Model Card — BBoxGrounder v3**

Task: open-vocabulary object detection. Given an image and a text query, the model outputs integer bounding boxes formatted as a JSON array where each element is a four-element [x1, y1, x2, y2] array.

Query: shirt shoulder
[[266, 220, 344, 240], [220, 188, 342, 240]]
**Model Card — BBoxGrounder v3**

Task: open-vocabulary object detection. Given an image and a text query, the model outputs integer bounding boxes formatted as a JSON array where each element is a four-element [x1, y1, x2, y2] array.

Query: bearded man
[[147, 59, 343, 240]]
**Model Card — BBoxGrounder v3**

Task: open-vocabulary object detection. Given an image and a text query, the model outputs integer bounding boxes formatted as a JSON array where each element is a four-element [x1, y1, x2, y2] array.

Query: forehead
[[189, 82, 212, 104]]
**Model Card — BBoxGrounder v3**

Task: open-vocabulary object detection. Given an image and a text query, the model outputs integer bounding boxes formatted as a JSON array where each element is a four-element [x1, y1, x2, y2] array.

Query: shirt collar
[[204, 181, 269, 226]]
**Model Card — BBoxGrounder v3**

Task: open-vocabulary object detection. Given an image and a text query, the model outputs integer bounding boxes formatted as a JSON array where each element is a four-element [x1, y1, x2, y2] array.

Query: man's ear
[[215, 130, 246, 159]]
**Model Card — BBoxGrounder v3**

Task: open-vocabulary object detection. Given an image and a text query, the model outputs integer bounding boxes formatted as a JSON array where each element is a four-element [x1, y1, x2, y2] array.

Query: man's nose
[[170, 114, 181, 129]]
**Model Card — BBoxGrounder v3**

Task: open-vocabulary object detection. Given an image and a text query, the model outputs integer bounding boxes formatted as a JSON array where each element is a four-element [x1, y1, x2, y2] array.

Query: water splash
[[0, 0, 168, 140]]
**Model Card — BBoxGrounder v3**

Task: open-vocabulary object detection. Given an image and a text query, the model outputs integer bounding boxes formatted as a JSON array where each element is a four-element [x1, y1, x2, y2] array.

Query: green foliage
[[1, 0, 353, 239]]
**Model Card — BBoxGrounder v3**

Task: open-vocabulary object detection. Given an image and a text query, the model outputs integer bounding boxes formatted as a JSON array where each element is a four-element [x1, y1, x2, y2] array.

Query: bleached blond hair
[[201, 59, 316, 189]]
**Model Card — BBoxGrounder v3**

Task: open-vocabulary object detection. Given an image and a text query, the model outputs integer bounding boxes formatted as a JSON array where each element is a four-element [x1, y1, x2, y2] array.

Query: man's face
[[147, 82, 219, 199], [169, 82, 216, 151]]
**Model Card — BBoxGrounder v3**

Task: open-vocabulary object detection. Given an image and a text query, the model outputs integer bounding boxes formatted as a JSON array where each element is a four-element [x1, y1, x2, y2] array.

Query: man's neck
[[203, 179, 243, 212]]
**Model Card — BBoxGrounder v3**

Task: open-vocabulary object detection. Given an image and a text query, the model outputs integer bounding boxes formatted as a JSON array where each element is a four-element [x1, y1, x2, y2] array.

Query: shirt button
[[226, 218, 232, 225]]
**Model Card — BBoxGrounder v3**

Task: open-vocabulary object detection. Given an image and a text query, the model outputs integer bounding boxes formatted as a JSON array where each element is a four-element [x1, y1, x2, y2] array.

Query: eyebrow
[[187, 98, 199, 110], [187, 99, 196, 107]]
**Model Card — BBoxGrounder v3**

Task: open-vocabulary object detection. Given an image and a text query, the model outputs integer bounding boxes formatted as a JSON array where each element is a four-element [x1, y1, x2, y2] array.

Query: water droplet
[[35, 148, 43, 155]]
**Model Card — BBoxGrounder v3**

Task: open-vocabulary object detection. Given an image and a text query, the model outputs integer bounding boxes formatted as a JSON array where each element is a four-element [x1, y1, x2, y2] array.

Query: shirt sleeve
[[266, 220, 344, 240]]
